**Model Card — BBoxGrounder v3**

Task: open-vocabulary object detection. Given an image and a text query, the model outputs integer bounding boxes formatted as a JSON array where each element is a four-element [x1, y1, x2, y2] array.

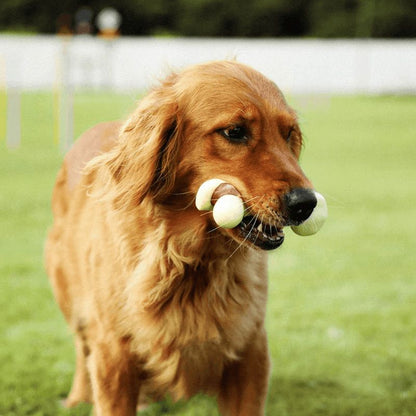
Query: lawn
[[1, 91, 415, 415]]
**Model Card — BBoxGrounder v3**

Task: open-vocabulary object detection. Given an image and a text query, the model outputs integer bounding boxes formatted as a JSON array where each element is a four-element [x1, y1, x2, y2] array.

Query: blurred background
[[1, 1, 416, 416], [1, 0, 416, 37], [0, 0, 415, 149], [0, 0, 415, 94]]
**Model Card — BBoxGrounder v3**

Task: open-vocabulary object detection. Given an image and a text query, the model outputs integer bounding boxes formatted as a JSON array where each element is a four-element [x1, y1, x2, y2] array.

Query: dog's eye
[[286, 127, 295, 143], [220, 126, 248, 143]]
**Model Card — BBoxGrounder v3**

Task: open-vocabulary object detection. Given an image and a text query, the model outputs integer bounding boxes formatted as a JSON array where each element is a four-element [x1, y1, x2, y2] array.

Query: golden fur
[[45, 61, 313, 415]]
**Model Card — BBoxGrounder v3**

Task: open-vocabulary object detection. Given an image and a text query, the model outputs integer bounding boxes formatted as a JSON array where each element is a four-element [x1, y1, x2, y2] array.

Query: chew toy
[[195, 179, 327, 235], [291, 191, 328, 236], [195, 178, 225, 211], [213, 195, 245, 229], [195, 179, 245, 229]]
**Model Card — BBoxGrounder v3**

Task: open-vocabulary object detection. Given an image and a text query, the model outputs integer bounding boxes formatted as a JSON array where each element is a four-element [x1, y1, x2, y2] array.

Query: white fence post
[[6, 87, 21, 149], [0, 54, 6, 143], [55, 37, 74, 153], [4, 54, 21, 149]]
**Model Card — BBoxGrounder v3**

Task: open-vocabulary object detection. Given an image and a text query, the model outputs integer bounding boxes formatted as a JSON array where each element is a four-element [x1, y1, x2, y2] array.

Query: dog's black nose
[[284, 188, 317, 225]]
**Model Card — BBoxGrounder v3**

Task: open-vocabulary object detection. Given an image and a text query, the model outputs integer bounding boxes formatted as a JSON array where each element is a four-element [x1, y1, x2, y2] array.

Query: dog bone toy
[[195, 179, 245, 229], [196, 179, 327, 234], [291, 191, 328, 236]]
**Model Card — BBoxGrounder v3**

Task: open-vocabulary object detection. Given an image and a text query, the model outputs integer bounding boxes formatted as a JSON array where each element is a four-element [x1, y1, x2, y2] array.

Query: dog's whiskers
[[243, 195, 261, 205], [243, 195, 264, 215], [171, 190, 195, 196], [225, 213, 259, 261]]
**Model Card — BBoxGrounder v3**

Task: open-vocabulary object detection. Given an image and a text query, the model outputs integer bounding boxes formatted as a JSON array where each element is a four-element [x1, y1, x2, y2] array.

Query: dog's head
[[107, 61, 316, 250]]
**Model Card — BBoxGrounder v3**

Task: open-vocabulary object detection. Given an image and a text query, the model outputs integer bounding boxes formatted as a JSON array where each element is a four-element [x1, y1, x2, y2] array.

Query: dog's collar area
[[237, 215, 285, 250]]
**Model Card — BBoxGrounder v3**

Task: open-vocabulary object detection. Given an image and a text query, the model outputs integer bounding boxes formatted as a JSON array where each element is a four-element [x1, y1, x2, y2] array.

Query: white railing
[[1, 35, 415, 150], [0, 35, 415, 94]]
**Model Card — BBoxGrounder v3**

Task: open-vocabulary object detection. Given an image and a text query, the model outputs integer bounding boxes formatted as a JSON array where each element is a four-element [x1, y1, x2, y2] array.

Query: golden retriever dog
[[45, 60, 318, 415]]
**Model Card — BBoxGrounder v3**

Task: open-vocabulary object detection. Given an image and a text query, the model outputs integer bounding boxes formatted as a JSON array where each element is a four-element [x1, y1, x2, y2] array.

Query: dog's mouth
[[236, 215, 285, 250]]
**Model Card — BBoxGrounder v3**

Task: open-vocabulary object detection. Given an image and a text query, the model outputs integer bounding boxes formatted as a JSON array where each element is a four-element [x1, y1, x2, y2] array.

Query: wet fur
[[45, 61, 312, 415]]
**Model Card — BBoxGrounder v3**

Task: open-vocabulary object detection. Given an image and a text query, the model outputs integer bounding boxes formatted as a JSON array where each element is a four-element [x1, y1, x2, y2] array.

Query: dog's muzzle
[[196, 180, 327, 251]]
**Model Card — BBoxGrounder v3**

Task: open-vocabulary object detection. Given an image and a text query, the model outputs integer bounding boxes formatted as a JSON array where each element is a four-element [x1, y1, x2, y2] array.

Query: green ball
[[213, 195, 245, 229], [291, 192, 328, 236], [195, 178, 225, 211]]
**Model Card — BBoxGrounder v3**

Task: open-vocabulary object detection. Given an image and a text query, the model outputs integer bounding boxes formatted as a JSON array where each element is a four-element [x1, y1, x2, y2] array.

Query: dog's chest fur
[[120, 226, 268, 399]]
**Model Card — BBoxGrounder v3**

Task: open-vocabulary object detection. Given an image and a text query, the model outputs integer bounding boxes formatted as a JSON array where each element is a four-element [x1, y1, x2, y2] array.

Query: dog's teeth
[[257, 223, 263, 232]]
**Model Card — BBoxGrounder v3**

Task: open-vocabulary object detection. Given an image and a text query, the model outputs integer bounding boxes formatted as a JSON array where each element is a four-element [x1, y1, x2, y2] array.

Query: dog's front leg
[[88, 335, 140, 416], [65, 335, 93, 407], [218, 327, 270, 416]]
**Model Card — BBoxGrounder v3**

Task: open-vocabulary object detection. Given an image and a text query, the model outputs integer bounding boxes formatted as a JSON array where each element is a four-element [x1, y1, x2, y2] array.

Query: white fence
[[0, 35, 415, 94]]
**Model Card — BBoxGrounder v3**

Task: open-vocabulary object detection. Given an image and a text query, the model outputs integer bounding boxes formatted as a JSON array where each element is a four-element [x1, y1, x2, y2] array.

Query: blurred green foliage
[[0, 0, 415, 37]]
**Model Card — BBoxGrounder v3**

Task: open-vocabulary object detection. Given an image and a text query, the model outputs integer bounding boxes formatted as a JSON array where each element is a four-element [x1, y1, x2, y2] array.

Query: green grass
[[1, 92, 415, 415]]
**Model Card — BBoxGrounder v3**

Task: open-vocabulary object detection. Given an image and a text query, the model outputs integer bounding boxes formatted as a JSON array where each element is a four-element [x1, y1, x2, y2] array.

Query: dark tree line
[[1, 0, 415, 38]]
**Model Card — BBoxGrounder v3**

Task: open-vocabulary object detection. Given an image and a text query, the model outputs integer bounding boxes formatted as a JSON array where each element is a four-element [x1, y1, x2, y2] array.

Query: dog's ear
[[98, 80, 181, 208]]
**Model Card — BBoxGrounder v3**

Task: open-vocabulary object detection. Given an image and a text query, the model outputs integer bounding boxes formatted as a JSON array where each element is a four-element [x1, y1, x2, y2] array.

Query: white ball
[[195, 179, 225, 211], [291, 191, 328, 236], [213, 195, 245, 229]]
